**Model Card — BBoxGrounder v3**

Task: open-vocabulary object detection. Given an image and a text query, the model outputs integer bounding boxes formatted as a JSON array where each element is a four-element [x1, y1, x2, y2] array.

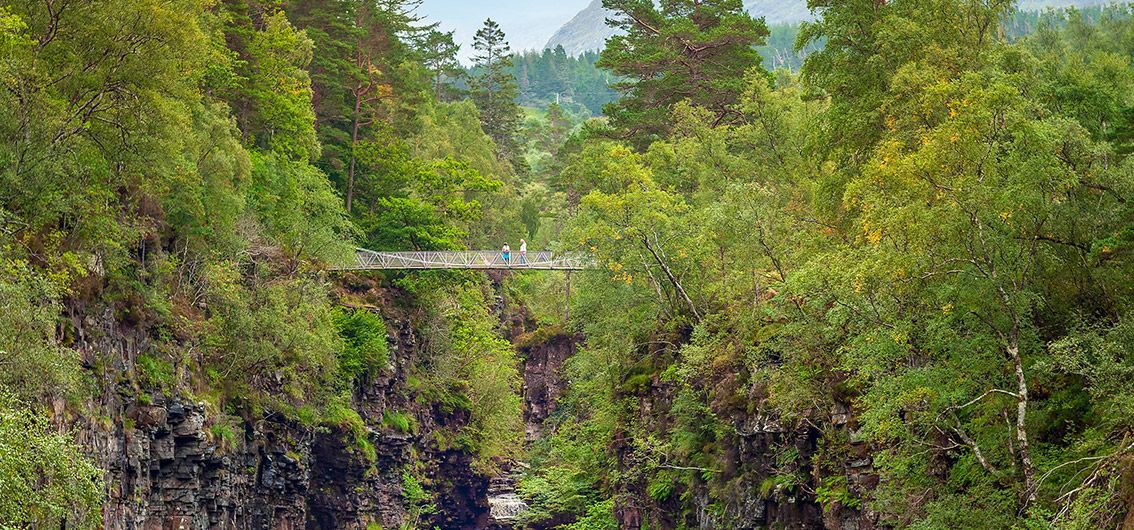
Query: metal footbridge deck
[[340, 249, 593, 271]]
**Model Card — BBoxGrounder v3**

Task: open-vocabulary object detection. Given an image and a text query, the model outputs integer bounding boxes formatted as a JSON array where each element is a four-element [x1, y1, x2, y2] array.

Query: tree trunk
[[641, 235, 700, 321], [1010, 338, 1038, 503], [346, 89, 363, 214]]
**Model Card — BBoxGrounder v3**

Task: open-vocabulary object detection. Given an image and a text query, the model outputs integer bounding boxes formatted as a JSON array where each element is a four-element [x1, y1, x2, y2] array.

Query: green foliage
[[324, 399, 376, 462], [561, 499, 617, 530], [598, 0, 770, 146], [0, 391, 103, 529], [209, 421, 241, 452], [1, 0, 215, 265], [519, 463, 608, 526], [511, 48, 619, 116], [5, 0, 1134, 528], [285, 0, 431, 212], [136, 354, 176, 393], [470, 19, 523, 165], [533, 3, 1134, 527], [415, 29, 465, 103], [814, 475, 861, 510], [354, 131, 505, 250], [203, 270, 342, 405], [382, 410, 416, 433], [646, 470, 675, 502], [248, 152, 357, 265], [415, 285, 523, 475], [0, 276, 84, 402], [0, 0, 530, 527], [411, 100, 512, 180], [400, 470, 437, 530], [243, 11, 321, 161], [517, 315, 625, 526], [333, 308, 391, 381]]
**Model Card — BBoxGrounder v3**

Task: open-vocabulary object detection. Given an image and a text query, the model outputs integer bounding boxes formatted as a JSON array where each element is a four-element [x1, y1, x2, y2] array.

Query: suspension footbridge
[[339, 249, 594, 271]]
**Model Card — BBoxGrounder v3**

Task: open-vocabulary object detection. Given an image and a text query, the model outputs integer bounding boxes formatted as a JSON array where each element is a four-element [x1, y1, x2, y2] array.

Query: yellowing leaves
[[863, 222, 883, 245]]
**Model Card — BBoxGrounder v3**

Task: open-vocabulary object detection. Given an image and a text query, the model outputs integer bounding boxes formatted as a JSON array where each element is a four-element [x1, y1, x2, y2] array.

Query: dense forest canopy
[[1, 1, 1133, 529]]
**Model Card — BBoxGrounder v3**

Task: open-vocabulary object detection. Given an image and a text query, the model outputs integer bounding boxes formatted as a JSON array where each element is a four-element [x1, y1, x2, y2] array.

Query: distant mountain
[[544, 0, 617, 57], [546, 0, 1127, 55], [545, 0, 813, 56]]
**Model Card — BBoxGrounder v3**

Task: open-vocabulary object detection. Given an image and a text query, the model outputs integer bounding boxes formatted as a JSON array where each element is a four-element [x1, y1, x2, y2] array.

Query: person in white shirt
[[502, 243, 511, 264], [519, 239, 527, 265]]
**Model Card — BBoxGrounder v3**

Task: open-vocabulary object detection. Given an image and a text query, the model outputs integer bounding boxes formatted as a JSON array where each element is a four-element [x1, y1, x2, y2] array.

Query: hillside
[[547, 0, 1128, 55], [543, 0, 616, 57]]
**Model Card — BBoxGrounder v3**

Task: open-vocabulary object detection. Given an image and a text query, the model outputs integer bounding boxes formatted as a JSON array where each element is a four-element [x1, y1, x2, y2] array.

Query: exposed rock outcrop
[[67, 288, 493, 530], [519, 331, 576, 441]]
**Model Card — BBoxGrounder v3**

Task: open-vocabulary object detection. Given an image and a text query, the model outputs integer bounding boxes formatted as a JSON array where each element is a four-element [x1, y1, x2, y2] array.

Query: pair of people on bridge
[[501, 239, 526, 265]]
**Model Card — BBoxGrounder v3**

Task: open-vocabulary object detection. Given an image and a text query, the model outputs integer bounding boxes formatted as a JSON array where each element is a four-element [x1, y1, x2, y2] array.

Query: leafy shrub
[[401, 470, 437, 529], [332, 308, 391, 382], [417, 286, 523, 475], [323, 399, 375, 462], [203, 269, 341, 406], [209, 422, 241, 452], [247, 152, 356, 265], [646, 470, 675, 502], [0, 390, 104, 528], [136, 354, 176, 392], [814, 475, 861, 510], [562, 499, 617, 530], [0, 278, 84, 401]]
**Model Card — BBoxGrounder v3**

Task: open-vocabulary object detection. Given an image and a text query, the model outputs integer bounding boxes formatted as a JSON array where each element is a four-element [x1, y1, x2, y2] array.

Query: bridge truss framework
[[341, 249, 594, 271]]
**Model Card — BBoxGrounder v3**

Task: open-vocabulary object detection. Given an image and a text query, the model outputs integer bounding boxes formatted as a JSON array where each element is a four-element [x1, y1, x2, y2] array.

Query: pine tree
[[544, 102, 570, 155], [469, 19, 522, 164], [598, 0, 769, 147], [286, 0, 428, 213], [415, 29, 463, 102]]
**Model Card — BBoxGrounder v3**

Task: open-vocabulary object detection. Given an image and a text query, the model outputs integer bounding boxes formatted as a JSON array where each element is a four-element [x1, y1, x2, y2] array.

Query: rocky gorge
[[54, 275, 573, 529], [55, 273, 870, 529]]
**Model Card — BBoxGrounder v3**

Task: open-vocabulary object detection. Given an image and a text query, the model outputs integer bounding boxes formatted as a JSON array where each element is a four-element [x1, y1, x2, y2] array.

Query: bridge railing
[[344, 249, 594, 270]]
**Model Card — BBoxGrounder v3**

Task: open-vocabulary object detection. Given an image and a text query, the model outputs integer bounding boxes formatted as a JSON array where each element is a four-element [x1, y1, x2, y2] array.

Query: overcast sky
[[416, 0, 592, 62]]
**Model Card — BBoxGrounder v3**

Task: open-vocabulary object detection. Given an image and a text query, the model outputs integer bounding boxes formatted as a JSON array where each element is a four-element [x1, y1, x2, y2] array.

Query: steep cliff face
[[607, 375, 878, 530], [514, 323, 880, 530], [519, 332, 576, 441], [64, 274, 878, 530], [66, 287, 493, 530]]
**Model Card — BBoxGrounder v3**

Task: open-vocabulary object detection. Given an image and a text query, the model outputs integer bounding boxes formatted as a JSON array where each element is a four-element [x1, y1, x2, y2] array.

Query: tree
[[286, 0, 428, 213], [0, 391, 103, 529], [0, 0, 213, 263], [469, 19, 522, 164], [597, 0, 769, 147], [416, 29, 464, 102], [242, 11, 321, 161], [564, 142, 704, 321], [798, 0, 1011, 160], [544, 102, 572, 155], [509, 48, 618, 116]]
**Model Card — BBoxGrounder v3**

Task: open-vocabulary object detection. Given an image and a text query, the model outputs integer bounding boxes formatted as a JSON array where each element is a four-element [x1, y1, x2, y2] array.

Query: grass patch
[[381, 410, 416, 433]]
